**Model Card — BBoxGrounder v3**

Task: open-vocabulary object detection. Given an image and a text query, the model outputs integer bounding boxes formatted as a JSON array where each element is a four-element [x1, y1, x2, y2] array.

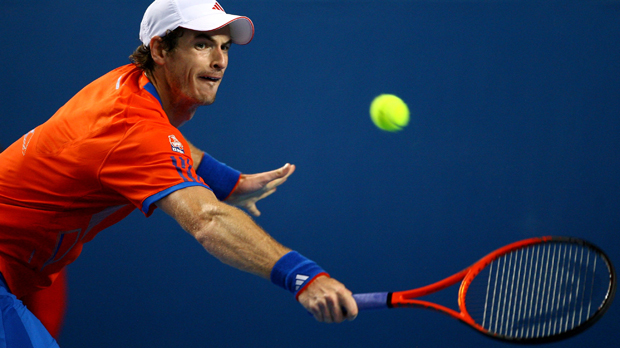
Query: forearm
[[157, 186, 288, 278], [156, 186, 358, 322], [193, 202, 290, 278]]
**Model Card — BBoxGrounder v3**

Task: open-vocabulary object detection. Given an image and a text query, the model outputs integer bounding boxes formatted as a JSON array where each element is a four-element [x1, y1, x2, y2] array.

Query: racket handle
[[353, 292, 389, 311]]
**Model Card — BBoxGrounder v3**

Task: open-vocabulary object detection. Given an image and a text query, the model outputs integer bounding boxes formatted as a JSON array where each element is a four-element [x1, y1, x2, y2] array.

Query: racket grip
[[353, 292, 389, 311]]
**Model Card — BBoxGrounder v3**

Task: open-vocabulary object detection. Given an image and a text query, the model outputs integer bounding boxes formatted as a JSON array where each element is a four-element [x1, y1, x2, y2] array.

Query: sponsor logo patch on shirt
[[168, 135, 184, 154]]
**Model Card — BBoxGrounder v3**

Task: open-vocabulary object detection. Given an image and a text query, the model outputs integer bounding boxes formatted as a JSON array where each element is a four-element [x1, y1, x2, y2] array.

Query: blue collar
[[143, 82, 163, 106]]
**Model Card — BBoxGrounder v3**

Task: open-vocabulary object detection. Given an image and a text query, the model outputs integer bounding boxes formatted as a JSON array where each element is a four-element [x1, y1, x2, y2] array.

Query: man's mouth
[[199, 75, 221, 82]]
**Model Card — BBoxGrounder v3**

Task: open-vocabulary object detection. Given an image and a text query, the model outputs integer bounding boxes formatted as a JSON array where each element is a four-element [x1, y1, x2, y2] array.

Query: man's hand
[[225, 163, 295, 216], [297, 276, 358, 323]]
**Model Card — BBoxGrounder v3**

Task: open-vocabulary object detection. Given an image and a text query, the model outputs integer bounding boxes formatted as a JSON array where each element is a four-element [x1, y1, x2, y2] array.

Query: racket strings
[[466, 242, 611, 339]]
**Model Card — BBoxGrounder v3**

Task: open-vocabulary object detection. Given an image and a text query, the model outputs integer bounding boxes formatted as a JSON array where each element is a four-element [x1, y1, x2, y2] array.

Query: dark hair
[[129, 27, 186, 72]]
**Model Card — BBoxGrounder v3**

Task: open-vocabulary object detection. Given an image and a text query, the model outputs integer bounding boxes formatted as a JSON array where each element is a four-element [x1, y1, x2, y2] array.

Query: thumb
[[245, 202, 261, 217]]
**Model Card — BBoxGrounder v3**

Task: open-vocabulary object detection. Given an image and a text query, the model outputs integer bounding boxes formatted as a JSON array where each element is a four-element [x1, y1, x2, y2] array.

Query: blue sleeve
[[141, 182, 212, 215]]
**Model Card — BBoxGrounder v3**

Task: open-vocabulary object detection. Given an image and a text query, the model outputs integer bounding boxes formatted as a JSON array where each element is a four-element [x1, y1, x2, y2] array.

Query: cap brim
[[181, 14, 254, 45]]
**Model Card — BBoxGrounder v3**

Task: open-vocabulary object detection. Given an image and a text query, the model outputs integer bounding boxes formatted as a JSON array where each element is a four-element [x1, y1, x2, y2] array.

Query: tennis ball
[[369, 94, 410, 132]]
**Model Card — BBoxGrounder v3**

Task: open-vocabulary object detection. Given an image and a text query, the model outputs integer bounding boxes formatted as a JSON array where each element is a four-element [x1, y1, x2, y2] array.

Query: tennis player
[[0, 1, 357, 346]]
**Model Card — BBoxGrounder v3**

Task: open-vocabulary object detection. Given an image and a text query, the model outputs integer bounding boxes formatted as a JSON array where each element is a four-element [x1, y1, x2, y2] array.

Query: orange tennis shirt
[[0, 64, 212, 298]]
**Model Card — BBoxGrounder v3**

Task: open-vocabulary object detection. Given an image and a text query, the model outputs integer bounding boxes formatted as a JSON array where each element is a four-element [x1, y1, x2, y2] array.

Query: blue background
[[1, 0, 619, 347]]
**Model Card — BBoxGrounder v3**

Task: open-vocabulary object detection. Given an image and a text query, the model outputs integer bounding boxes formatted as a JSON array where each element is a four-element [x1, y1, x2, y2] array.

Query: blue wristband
[[270, 251, 329, 299], [195, 152, 241, 201]]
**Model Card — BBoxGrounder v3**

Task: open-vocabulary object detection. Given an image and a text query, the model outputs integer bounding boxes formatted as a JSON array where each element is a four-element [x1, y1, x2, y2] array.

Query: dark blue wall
[[1, 1, 619, 347]]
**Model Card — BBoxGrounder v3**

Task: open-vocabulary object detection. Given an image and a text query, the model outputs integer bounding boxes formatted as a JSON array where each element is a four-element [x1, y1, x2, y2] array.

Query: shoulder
[[120, 121, 189, 154]]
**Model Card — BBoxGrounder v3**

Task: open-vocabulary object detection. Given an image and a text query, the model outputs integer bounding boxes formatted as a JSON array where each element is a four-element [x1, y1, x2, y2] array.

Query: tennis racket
[[353, 236, 616, 344]]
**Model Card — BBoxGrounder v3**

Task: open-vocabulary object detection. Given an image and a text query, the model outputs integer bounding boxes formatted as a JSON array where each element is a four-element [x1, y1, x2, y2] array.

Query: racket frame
[[364, 236, 616, 344]]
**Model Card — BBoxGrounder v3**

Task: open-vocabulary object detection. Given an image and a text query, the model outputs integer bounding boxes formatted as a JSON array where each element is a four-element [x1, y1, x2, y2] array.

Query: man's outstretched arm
[[155, 186, 358, 323]]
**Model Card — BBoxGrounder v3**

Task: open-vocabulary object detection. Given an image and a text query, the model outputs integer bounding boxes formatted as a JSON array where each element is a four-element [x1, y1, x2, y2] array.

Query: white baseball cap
[[140, 0, 254, 46]]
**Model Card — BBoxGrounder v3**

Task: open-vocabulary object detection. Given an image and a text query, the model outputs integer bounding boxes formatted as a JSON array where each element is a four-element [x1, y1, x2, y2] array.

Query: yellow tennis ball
[[369, 94, 410, 132]]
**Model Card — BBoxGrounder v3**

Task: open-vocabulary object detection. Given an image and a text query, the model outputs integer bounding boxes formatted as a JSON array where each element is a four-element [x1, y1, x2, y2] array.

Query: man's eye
[[195, 43, 207, 49]]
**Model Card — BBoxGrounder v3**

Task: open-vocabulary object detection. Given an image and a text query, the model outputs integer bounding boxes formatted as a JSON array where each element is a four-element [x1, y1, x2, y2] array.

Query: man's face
[[162, 26, 231, 107]]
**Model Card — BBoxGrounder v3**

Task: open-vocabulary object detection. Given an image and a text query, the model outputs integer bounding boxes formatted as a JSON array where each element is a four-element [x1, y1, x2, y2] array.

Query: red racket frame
[[385, 236, 615, 343]]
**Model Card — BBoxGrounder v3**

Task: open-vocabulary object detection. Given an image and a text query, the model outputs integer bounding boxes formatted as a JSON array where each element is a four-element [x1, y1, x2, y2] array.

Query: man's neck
[[146, 70, 197, 128]]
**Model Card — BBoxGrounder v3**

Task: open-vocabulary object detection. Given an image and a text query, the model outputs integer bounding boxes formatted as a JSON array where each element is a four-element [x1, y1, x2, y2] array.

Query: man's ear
[[150, 36, 166, 66]]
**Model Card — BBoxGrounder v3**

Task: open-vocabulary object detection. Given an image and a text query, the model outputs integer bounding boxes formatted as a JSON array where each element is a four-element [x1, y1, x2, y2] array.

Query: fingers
[[339, 289, 359, 321], [262, 164, 294, 193], [270, 163, 295, 183], [298, 276, 358, 324], [311, 293, 357, 323], [282, 163, 296, 178], [264, 177, 287, 192], [308, 293, 357, 324], [226, 163, 295, 213]]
